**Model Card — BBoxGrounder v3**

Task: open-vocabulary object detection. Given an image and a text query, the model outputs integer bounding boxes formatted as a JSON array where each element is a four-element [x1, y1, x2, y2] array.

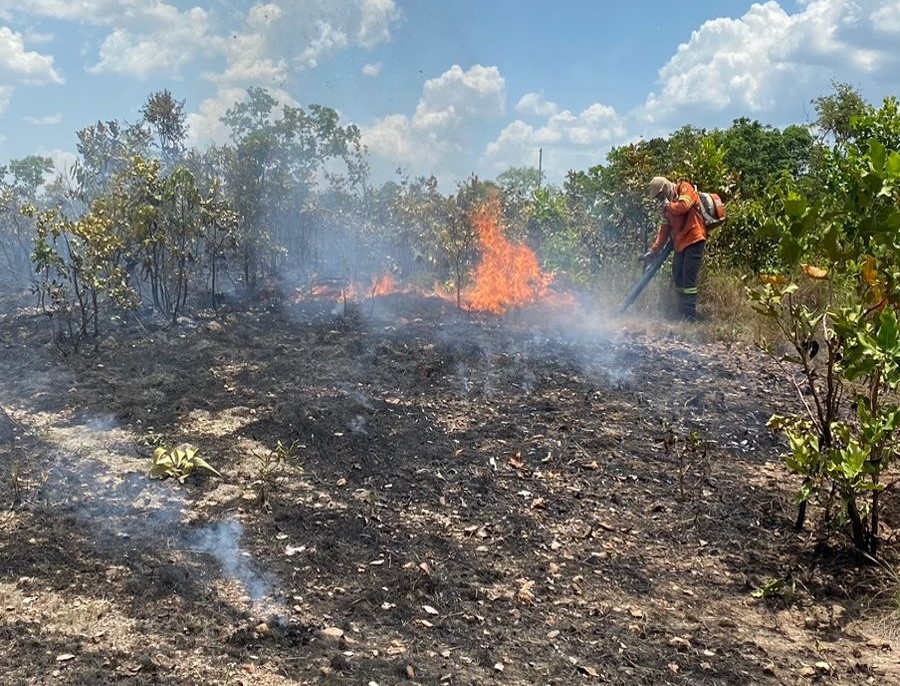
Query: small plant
[[662, 422, 710, 502], [253, 440, 300, 507], [136, 430, 165, 447], [149, 445, 221, 483], [751, 574, 798, 605]]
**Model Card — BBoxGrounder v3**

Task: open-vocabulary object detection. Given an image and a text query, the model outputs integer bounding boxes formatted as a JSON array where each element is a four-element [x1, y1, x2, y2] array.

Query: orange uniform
[[649, 181, 706, 253]]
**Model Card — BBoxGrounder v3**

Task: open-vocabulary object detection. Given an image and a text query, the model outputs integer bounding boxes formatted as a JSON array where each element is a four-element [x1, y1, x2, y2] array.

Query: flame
[[465, 198, 559, 315], [370, 273, 396, 297], [301, 274, 398, 303]]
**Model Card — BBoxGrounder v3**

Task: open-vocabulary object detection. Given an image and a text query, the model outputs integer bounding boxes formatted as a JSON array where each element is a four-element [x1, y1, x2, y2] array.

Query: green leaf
[[190, 456, 223, 478], [886, 151, 900, 180], [784, 195, 807, 220], [876, 307, 899, 352], [869, 139, 887, 175]]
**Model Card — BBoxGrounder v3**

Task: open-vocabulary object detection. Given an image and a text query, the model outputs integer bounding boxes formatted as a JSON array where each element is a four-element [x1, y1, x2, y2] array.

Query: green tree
[[0, 155, 53, 284], [749, 98, 900, 558]]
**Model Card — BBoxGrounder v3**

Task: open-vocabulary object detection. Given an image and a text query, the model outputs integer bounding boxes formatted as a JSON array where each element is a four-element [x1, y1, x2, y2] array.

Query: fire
[[370, 273, 396, 297], [465, 198, 559, 315], [301, 273, 398, 303]]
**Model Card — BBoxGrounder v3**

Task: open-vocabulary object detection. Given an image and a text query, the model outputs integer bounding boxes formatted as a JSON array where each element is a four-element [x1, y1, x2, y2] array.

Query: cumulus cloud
[[25, 112, 61, 126], [188, 0, 401, 148], [871, 0, 900, 32], [0, 26, 63, 84], [0, 1, 218, 78], [637, 0, 900, 129], [363, 64, 506, 173], [362, 62, 382, 77], [515, 92, 559, 118], [480, 103, 626, 179], [89, 7, 219, 79]]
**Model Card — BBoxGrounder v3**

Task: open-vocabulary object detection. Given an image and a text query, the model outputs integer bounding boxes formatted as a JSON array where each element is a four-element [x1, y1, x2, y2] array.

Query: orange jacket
[[649, 180, 706, 253]]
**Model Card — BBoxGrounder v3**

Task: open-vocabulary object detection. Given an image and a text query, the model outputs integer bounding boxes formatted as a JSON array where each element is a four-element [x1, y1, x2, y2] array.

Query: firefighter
[[641, 176, 706, 321]]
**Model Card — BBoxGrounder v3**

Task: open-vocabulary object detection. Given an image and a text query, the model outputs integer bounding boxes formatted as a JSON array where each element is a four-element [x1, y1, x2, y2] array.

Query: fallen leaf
[[517, 579, 536, 604], [56, 654, 75, 662], [422, 605, 439, 615], [531, 497, 545, 509], [577, 665, 599, 678], [802, 264, 828, 279], [493, 662, 504, 672], [405, 664, 416, 679], [508, 454, 524, 469], [547, 630, 560, 639]]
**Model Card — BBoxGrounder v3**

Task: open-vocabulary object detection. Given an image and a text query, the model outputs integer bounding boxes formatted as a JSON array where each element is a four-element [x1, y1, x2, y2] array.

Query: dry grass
[[697, 267, 841, 347]]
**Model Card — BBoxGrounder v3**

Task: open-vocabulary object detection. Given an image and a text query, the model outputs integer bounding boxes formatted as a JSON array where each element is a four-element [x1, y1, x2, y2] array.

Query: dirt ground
[[0, 291, 898, 685]]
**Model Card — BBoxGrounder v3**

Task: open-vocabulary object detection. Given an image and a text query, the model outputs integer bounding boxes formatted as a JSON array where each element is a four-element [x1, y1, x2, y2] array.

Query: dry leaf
[[577, 665, 599, 678], [531, 497, 546, 509], [801, 264, 828, 279], [422, 605, 439, 615], [547, 629, 560, 639], [493, 662, 504, 672], [508, 454, 524, 469], [55, 654, 75, 662], [405, 664, 416, 679], [760, 274, 788, 285], [517, 579, 536, 604]]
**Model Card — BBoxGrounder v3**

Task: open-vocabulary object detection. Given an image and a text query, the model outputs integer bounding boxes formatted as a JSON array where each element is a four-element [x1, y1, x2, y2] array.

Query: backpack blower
[[618, 240, 673, 314]]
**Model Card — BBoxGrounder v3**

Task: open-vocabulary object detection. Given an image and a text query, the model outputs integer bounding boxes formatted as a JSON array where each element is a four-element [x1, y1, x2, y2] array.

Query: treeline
[[0, 83, 891, 343]]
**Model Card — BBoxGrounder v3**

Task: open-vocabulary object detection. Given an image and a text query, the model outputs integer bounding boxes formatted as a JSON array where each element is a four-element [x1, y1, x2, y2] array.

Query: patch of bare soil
[[0, 294, 897, 685]]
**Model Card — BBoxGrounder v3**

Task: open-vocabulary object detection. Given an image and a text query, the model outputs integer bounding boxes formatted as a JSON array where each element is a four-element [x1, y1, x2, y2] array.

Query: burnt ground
[[0, 291, 898, 686]]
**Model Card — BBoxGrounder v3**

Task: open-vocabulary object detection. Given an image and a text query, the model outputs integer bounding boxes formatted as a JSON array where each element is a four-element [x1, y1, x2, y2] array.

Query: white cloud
[[515, 92, 559, 118], [871, 0, 900, 32], [185, 86, 252, 148], [362, 62, 382, 77], [480, 103, 626, 179], [89, 7, 219, 79], [363, 64, 506, 177], [637, 0, 900, 129], [0, 1, 219, 79], [0, 26, 62, 84], [358, 0, 402, 47], [25, 112, 62, 126], [190, 0, 401, 147]]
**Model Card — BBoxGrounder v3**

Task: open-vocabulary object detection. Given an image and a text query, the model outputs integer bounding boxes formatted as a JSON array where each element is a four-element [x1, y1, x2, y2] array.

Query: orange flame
[[465, 198, 557, 315], [371, 273, 396, 297]]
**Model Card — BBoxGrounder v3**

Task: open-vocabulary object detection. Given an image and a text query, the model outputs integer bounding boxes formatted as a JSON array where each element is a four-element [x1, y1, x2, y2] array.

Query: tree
[[140, 90, 188, 167], [713, 118, 813, 196], [0, 156, 53, 284], [749, 98, 900, 558], [217, 87, 367, 288], [812, 80, 868, 144]]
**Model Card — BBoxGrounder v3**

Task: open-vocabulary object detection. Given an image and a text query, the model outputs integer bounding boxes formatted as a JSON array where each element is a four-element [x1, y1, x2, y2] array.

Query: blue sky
[[0, 0, 898, 187]]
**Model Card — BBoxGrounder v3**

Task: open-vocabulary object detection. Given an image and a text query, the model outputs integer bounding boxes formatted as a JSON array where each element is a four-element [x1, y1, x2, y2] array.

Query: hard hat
[[648, 176, 671, 199]]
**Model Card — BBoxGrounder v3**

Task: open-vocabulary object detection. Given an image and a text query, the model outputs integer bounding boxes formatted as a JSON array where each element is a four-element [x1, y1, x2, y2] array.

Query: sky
[[0, 0, 899, 188]]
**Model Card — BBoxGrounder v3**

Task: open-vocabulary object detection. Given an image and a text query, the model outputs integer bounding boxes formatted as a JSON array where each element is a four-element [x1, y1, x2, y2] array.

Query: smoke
[[30, 412, 284, 615], [190, 518, 273, 605]]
